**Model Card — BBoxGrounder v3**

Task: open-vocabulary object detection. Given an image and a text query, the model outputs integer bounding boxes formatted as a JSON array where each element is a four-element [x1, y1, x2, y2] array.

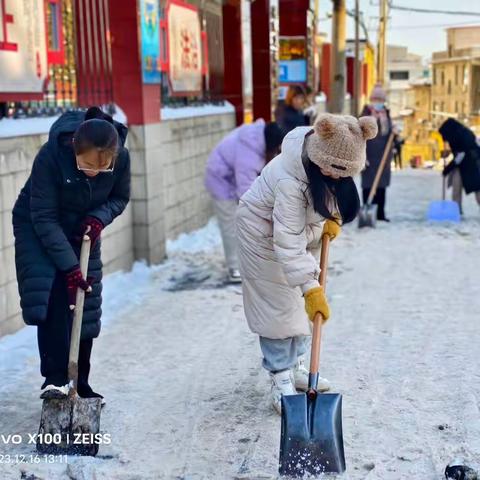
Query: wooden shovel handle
[[309, 234, 330, 376], [367, 132, 394, 205], [68, 236, 91, 394]]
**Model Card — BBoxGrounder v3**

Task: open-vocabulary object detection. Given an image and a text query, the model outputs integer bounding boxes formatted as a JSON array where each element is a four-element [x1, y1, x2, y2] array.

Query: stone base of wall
[[0, 112, 235, 337]]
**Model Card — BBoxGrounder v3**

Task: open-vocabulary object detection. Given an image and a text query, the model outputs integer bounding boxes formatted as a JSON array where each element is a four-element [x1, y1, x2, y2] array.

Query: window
[[441, 70, 445, 86], [389, 71, 409, 81], [433, 68, 436, 85], [448, 80, 452, 94], [433, 101, 438, 111], [455, 65, 459, 85]]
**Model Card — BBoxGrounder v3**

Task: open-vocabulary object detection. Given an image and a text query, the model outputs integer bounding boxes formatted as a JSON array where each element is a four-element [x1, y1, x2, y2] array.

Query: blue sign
[[140, 0, 161, 84], [279, 59, 307, 83]]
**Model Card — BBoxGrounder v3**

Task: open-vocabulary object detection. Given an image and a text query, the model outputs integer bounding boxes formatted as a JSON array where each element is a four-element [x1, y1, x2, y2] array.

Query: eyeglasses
[[76, 156, 116, 173]]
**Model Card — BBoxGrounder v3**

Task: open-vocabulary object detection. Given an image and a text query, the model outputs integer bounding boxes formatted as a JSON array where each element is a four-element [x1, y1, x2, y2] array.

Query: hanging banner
[[0, 0, 48, 93], [139, 0, 161, 84], [167, 0, 202, 95]]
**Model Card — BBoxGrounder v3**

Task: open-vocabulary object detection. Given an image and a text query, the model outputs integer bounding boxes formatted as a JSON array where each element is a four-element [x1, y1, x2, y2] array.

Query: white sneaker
[[294, 354, 331, 392], [269, 370, 297, 414], [40, 384, 69, 400], [228, 268, 242, 284]]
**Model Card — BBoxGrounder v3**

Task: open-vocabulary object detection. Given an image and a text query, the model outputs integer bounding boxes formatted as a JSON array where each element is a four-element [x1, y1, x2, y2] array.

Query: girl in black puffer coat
[[439, 118, 480, 214], [12, 107, 130, 400]]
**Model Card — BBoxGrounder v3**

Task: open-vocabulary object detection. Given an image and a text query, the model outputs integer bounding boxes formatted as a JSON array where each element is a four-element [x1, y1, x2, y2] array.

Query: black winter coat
[[278, 105, 309, 133], [12, 111, 130, 339], [439, 118, 480, 194], [361, 105, 393, 190]]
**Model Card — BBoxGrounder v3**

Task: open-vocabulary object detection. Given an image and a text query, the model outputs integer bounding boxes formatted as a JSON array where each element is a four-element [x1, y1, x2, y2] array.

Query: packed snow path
[[1, 169, 480, 480]]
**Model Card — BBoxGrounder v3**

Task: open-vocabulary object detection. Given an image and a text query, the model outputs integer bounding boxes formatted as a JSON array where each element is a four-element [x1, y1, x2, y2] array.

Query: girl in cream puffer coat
[[236, 113, 378, 413]]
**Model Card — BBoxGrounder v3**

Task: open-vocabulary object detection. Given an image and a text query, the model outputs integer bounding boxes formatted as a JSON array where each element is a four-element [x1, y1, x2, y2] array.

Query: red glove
[[77, 216, 103, 246], [65, 266, 93, 310]]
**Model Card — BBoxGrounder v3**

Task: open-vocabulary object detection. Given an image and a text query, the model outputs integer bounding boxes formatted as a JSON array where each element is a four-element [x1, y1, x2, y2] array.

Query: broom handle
[[68, 236, 91, 395], [442, 156, 447, 201], [308, 234, 330, 389], [366, 133, 394, 205]]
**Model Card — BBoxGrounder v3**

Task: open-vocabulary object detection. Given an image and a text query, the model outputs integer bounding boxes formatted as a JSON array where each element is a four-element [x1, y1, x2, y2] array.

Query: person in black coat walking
[[361, 84, 394, 221], [439, 118, 480, 214], [12, 107, 130, 401], [277, 85, 309, 133]]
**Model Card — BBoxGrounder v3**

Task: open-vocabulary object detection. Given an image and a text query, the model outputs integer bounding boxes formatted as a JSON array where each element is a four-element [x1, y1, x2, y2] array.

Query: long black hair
[[304, 157, 360, 224]]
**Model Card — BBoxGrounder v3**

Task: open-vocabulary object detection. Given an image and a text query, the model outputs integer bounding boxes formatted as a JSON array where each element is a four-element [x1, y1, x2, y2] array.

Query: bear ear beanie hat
[[306, 113, 378, 178]]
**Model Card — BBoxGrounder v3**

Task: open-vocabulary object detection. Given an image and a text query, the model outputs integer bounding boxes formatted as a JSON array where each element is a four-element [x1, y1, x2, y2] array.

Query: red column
[[108, 0, 160, 125], [251, 0, 278, 121], [321, 43, 331, 99], [222, 0, 244, 125], [279, 0, 309, 37]]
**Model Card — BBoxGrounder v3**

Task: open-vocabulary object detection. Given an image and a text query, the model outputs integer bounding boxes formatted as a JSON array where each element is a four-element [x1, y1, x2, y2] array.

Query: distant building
[[431, 25, 480, 131], [401, 79, 444, 164], [386, 45, 426, 118]]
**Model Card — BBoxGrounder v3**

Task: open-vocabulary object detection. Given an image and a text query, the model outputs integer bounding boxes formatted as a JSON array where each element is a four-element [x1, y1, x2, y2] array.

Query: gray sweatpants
[[259, 336, 309, 372], [212, 198, 239, 271]]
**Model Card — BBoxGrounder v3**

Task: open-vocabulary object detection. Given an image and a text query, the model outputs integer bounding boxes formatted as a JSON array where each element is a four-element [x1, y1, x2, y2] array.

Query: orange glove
[[322, 219, 341, 241], [304, 286, 330, 322]]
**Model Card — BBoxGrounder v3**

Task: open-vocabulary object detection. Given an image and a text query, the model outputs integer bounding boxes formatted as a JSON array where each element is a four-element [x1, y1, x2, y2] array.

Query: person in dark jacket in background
[[277, 85, 309, 133], [393, 129, 404, 170], [439, 118, 480, 214], [361, 84, 394, 221], [12, 106, 130, 401]]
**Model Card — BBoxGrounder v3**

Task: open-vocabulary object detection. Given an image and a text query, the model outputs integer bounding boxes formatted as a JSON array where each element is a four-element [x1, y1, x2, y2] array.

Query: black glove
[[442, 160, 457, 177]]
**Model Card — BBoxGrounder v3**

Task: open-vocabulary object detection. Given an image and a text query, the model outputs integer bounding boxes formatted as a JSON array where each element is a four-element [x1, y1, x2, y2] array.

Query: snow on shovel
[[279, 234, 345, 477], [36, 236, 102, 457], [358, 133, 394, 229]]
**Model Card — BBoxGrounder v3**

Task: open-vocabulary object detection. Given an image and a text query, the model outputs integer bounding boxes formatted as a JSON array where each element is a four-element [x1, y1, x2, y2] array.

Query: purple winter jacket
[[204, 119, 266, 200]]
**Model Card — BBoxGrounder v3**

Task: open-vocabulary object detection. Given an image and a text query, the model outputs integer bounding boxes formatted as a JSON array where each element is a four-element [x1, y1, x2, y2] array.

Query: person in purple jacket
[[205, 119, 285, 283]]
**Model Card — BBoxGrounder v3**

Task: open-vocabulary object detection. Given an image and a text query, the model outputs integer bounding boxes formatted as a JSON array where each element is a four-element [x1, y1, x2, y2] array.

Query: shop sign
[[167, 0, 202, 95], [0, 0, 48, 93], [140, 0, 161, 84]]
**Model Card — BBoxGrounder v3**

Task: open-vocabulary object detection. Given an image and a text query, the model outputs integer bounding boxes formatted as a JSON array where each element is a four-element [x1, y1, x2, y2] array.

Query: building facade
[[431, 25, 480, 132], [386, 45, 426, 119]]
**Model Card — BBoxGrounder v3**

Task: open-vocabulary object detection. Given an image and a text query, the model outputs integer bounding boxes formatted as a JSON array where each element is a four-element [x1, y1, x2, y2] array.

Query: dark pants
[[37, 273, 93, 389], [362, 187, 387, 220]]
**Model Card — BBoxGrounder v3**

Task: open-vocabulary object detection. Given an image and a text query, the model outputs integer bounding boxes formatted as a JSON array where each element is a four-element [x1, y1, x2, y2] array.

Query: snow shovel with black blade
[[279, 234, 345, 477], [358, 132, 394, 228], [37, 236, 102, 457]]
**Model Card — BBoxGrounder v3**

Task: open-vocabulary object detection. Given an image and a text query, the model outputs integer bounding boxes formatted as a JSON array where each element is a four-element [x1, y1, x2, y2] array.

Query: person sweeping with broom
[[12, 107, 130, 404], [236, 113, 377, 413]]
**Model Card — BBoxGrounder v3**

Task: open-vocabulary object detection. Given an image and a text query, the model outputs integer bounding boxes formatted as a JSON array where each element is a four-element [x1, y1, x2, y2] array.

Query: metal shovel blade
[[358, 204, 377, 229], [279, 391, 345, 477], [37, 396, 102, 456]]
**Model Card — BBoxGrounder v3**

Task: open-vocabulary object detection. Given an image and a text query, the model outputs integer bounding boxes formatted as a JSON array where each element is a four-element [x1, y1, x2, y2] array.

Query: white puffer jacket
[[236, 127, 326, 339]]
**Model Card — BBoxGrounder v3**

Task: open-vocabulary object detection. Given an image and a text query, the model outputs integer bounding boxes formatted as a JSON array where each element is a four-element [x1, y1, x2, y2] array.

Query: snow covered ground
[[1, 169, 480, 480]]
